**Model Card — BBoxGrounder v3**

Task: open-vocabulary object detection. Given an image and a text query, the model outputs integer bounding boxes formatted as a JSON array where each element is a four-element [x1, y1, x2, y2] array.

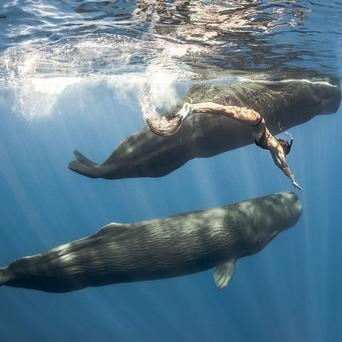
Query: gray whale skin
[[0, 192, 302, 293], [68, 71, 341, 180]]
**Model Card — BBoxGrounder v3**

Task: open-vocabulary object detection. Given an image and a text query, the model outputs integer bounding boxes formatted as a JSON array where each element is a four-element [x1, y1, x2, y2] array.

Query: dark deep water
[[0, 1, 342, 341]]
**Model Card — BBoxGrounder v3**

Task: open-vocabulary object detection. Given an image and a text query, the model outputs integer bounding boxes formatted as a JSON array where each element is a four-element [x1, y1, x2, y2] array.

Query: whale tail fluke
[[68, 150, 102, 178], [0, 267, 11, 286]]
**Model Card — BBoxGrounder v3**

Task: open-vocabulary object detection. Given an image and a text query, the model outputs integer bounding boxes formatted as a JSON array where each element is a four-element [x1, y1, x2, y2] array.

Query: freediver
[[147, 101, 302, 190]]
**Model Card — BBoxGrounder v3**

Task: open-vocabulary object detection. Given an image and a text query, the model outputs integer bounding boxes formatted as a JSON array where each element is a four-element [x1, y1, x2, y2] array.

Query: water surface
[[0, 1, 342, 341]]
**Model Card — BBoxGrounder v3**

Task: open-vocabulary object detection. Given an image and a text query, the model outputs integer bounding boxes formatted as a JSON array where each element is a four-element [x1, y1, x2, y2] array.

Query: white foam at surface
[[0, 33, 196, 120], [3, 72, 187, 120], [10, 76, 83, 119]]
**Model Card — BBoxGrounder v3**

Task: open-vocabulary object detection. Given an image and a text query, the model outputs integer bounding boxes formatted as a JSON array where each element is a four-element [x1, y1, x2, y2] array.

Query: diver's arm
[[284, 166, 302, 190], [271, 150, 302, 190]]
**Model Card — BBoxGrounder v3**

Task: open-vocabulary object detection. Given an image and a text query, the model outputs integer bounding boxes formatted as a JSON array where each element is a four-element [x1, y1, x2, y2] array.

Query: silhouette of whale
[[0, 192, 302, 293], [68, 71, 341, 180]]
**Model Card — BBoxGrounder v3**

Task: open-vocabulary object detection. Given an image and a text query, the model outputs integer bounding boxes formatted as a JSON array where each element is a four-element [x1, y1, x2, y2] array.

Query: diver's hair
[[278, 138, 293, 155]]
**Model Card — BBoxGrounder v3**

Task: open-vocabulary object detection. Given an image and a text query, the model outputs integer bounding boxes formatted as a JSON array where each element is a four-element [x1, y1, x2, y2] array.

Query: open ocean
[[0, 1, 342, 341]]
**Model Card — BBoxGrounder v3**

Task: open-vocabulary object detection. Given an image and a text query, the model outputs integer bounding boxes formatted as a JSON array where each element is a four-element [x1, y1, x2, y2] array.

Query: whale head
[[309, 76, 341, 115], [262, 191, 302, 232], [232, 191, 303, 258]]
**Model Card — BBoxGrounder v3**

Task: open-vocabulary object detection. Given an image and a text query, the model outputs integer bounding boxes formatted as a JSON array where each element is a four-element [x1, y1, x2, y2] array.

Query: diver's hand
[[292, 180, 302, 190], [177, 102, 193, 119]]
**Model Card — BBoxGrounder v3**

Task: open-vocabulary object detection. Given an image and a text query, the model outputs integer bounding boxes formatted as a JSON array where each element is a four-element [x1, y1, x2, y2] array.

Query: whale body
[[68, 71, 341, 180], [0, 192, 302, 293]]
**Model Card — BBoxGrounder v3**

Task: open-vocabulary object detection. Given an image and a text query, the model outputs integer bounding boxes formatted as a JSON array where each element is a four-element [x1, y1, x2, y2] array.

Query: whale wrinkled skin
[[0, 192, 302, 293], [68, 70, 341, 180]]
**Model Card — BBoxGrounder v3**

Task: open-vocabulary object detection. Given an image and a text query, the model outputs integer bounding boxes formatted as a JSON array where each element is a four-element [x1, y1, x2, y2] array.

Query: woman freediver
[[146, 101, 302, 190]]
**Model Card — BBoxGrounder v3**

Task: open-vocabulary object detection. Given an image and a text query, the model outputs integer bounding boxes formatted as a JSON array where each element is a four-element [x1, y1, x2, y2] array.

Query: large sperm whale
[[68, 71, 341, 180], [0, 192, 302, 293]]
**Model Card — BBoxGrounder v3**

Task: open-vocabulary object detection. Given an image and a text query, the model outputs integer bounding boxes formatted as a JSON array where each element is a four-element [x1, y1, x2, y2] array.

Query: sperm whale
[[68, 71, 341, 180], [0, 192, 302, 293]]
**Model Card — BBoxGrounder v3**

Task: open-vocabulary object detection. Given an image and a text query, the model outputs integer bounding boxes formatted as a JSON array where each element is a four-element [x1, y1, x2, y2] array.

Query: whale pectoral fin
[[214, 259, 236, 290]]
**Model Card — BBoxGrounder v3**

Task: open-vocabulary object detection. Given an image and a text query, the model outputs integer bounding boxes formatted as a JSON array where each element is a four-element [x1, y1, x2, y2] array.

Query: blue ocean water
[[0, 1, 342, 341]]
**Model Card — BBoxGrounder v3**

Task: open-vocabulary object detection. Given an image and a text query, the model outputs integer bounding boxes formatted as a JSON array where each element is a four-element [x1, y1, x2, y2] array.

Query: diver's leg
[[149, 101, 264, 137], [177, 101, 262, 126]]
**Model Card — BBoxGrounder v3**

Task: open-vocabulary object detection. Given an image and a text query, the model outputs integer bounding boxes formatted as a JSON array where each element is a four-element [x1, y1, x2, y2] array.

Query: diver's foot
[[177, 102, 193, 119]]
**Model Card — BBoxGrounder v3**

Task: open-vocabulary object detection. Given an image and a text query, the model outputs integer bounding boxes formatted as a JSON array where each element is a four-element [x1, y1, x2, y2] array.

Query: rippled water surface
[[1, 0, 341, 118], [1, 0, 341, 73], [0, 1, 342, 341]]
